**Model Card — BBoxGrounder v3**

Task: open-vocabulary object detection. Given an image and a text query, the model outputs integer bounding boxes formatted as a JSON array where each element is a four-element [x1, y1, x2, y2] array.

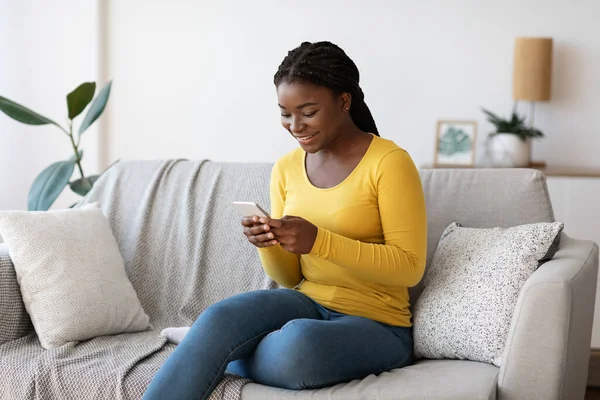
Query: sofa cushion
[[0, 203, 150, 349], [0, 244, 33, 343], [413, 221, 564, 367], [241, 360, 498, 400]]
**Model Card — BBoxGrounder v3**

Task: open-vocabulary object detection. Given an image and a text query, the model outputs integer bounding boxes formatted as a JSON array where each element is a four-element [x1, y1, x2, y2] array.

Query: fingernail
[[259, 218, 265, 223], [252, 217, 258, 222], [268, 233, 274, 239], [272, 240, 278, 245], [263, 225, 269, 230]]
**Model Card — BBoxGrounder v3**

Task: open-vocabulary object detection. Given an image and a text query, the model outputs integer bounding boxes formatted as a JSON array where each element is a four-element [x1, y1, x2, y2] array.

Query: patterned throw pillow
[[413, 221, 564, 367]]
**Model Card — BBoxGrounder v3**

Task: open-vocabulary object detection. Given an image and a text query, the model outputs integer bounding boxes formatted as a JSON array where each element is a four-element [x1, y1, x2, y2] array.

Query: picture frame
[[434, 120, 477, 167]]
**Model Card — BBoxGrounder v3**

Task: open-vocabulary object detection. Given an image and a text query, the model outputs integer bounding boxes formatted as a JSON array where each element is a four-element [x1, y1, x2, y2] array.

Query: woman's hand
[[259, 215, 318, 255], [241, 216, 279, 248]]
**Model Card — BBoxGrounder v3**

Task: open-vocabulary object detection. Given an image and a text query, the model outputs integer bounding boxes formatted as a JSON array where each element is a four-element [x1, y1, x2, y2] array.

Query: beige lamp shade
[[513, 37, 553, 101]]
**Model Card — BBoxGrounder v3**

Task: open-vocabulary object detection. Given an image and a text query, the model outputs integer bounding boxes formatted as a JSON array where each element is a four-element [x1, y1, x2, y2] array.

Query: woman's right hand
[[241, 216, 279, 248]]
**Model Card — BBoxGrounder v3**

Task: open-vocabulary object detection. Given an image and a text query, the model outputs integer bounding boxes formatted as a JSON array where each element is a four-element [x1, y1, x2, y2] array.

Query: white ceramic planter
[[488, 133, 531, 167]]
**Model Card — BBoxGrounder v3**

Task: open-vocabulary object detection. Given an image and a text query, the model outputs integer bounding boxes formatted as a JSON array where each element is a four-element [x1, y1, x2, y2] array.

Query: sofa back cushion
[[0, 243, 33, 343], [80, 160, 277, 330]]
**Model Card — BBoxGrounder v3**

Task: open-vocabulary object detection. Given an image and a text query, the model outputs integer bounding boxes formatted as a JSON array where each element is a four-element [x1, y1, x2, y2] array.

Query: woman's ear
[[340, 93, 352, 112]]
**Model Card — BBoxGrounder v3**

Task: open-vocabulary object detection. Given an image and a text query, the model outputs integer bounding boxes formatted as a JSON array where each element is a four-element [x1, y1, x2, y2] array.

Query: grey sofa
[[0, 160, 597, 400]]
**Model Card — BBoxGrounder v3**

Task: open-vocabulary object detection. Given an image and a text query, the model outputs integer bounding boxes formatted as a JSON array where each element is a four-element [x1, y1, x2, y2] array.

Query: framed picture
[[434, 120, 477, 167]]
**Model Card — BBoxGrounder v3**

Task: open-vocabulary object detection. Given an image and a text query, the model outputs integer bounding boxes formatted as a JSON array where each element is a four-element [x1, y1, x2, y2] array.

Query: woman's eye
[[280, 111, 318, 118]]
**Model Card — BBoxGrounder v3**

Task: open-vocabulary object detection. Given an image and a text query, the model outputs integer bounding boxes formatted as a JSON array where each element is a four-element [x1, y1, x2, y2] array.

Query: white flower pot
[[488, 133, 531, 167]]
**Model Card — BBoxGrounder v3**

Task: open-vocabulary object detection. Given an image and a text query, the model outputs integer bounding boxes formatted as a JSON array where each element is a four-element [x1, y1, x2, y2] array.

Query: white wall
[[0, 0, 101, 213], [106, 0, 600, 169]]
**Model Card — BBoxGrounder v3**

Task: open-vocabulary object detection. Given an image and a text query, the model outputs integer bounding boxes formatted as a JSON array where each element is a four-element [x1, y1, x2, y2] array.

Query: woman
[[143, 41, 427, 400]]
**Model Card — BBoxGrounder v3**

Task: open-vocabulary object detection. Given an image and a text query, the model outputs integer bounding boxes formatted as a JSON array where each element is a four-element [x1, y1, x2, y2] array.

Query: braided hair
[[274, 41, 380, 137]]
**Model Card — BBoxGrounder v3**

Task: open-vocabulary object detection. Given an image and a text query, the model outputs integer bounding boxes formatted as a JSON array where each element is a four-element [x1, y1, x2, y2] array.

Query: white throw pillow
[[413, 221, 563, 367], [0, 203, 149, 349]]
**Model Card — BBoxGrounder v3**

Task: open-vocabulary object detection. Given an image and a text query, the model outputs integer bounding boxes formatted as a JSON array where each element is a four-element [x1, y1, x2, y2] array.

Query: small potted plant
[[481, 108, 543, 167]]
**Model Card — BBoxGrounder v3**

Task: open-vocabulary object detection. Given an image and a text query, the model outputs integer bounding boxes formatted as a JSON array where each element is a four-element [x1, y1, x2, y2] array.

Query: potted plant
[[0, 81, 112, 211], [481, 108, 543, 167]]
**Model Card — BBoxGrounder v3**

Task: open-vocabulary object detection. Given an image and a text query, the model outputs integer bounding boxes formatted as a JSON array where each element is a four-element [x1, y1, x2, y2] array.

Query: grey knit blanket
[[0, 159, 276, 399]]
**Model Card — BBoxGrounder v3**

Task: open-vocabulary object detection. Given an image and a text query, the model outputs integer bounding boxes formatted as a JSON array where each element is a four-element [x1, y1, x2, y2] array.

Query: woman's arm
[[258, 162, 303, 288], [309, 149, 427, 287]]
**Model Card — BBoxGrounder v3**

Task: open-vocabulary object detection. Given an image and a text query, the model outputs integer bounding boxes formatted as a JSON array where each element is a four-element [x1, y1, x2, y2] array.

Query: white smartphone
[[232, 201, 270, 219]]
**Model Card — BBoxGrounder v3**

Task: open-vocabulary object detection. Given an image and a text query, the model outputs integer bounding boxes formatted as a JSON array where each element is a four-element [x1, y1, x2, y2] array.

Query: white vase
[[488, 133, 531, 167]]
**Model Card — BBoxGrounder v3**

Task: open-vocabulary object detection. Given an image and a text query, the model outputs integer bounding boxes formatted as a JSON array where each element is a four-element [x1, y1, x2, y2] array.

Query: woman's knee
[[252, 319, 330, 389], [278, 318, 325, 354]]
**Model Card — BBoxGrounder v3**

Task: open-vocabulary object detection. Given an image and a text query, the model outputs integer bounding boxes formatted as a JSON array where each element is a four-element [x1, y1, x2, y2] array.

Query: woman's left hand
[[259, 215, 318, 255]]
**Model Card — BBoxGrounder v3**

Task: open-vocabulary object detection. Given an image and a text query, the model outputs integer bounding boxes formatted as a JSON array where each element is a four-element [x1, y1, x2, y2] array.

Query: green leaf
[[481, 108, 500, 123], [0, 96, 60, 126], [481, 109, 504, 130], [521, 128, 544, 138], [28, 160, 76, 211], [69, 175, 100, 196], [79, 80, 112, 135], [511, 112, 526, 127], [72, 149, 83, 162], [531, 129, 544, 137], [67, 82, 96, 120]]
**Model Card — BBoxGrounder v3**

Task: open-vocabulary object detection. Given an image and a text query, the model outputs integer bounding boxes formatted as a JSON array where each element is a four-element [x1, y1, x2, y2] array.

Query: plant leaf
[[67, 82, 96, 120], [79, 80, 112, 135], [0, 96, 60, 126], [527, 128, 544, 138], [481, 108, 498, 121], [28, 160, 76, 211], [69, 175, 100, 196], [512, 112, 526, 127], [72, 149, 84, 162], [481, 108, 503, 127]]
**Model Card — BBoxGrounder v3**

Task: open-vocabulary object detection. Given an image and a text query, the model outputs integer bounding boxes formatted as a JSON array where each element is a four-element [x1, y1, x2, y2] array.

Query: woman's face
[[276, 80, 350, 153]]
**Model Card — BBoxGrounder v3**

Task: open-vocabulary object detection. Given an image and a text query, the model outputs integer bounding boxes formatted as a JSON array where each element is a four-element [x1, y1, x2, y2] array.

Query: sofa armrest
[[0, 243, 33, 342], [498, 233, 599, 400]]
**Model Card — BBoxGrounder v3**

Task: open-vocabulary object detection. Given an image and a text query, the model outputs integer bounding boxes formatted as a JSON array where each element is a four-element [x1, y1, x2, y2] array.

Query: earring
[[345, 107, 349, 111]]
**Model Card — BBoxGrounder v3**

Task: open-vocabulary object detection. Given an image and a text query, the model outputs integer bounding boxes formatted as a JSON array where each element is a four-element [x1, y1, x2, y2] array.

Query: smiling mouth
[[294, 132, 319, 142]]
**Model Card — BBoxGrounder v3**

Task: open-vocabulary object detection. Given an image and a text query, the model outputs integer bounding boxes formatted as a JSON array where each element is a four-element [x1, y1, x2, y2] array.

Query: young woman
[[143, 41, 427, 400]]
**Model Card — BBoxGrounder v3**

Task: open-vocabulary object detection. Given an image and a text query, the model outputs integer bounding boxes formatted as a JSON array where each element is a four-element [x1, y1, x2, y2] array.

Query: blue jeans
[[142, 289, 413, 400]]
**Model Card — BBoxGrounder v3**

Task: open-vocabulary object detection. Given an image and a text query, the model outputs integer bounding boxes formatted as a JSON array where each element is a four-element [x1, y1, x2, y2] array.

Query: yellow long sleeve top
[[258, 135, 427, 327]]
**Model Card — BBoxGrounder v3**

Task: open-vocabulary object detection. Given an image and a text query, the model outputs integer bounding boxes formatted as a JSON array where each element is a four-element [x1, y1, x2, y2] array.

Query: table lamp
[[513, 37, 553, 126], [512, 37, 553, 166]]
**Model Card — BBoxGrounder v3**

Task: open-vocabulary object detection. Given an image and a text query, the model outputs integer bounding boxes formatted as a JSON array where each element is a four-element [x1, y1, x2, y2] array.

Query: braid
[[274, 41, 380, 137]]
